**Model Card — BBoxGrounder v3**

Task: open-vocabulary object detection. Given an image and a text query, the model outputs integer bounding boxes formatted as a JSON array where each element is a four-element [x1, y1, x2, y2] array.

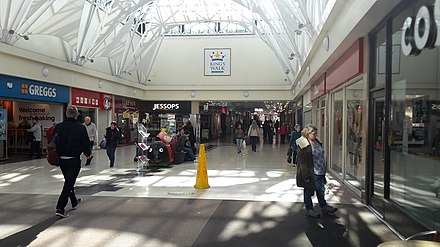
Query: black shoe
[[322, 205, 338, 215], [85, 156, 93, 166], [306, 209, 320, 218], [72, 198, 81, 210], [55, 210, 69, 218]]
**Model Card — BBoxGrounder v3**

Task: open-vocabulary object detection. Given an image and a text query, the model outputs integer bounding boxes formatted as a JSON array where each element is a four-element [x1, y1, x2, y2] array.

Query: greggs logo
[[402, 0, 440, 56], [21, 83, 57, 97]]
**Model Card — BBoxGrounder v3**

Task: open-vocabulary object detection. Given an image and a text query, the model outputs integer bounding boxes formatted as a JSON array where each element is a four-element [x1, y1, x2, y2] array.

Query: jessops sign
[[402, 0, 440, 56], [0, 75, 69, 103], [140, 101, 191, 114]]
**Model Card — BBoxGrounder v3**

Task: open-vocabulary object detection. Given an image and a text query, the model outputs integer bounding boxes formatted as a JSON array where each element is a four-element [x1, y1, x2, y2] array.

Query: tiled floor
[[0, 141, 357, 204], [0, 140, 400, 247]]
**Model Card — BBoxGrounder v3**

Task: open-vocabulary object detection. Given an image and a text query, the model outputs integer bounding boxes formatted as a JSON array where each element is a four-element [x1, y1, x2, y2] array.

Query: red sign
[[311, 74, 326, 101], [71, 88, 112, 110], [326, 39, 363, 91], [114, 96, 138, 113]]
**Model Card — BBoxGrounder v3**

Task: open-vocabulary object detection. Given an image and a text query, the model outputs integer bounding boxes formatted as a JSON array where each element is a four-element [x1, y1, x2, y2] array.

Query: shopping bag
[[47, 133, 59, 166], [99, 139, 107, 149], [243, 140, 247, 148]]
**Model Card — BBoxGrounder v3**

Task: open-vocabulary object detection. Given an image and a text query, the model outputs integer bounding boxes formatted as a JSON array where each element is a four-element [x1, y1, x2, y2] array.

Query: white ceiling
[[0, 0, 336, 86]]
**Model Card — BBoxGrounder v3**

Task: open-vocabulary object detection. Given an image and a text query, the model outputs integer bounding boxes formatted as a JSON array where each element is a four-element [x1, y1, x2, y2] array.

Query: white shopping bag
[[243, 140, 247, 148]]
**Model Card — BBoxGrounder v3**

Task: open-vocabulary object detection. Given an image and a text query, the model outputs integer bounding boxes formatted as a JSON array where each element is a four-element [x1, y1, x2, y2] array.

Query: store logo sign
[[6, 82, 13, 89], [103, 98, 111, 110], [401, 0, 440, 56], [152, 103, 180, 111], [433, 104, 440, 111], [21, 83, 57, 97]]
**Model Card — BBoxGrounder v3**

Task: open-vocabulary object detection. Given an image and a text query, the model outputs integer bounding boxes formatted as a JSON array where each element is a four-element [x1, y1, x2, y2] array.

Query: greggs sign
[[402, 0, 440, 56]]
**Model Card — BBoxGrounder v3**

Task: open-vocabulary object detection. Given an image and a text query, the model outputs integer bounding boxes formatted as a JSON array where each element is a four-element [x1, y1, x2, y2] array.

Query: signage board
[[0, 75, 69, 103]]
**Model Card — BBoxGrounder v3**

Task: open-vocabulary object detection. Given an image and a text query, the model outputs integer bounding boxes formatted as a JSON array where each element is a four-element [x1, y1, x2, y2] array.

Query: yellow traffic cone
[[194, 144, 210, 189]]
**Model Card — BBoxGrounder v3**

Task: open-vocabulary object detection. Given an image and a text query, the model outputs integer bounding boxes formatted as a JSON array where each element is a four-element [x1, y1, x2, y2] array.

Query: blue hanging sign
[[0, 75, 69, 103]]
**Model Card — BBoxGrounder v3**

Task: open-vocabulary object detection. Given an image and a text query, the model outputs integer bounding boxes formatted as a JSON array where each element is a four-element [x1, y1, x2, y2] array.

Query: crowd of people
[[10, 108, 337, 219]]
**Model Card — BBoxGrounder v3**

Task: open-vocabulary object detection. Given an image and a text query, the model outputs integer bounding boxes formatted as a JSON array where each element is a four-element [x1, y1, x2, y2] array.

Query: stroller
[[133, 123, 150, 162]]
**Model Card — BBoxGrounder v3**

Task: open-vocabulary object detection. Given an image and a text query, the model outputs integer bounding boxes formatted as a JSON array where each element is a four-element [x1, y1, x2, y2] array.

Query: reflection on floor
[[0, 140, 400, 247]]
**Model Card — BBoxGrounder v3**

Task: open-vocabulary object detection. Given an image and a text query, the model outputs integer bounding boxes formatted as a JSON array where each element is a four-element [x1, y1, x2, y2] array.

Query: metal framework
[[0, 0, 335, 85]]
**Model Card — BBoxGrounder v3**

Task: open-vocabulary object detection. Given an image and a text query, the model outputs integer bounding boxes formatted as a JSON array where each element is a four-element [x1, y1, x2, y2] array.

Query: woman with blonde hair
[[296, 124, 337, 217], [247, 120, 260, 152]]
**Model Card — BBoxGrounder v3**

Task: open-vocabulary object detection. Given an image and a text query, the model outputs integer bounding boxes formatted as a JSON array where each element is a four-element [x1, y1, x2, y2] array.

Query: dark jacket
[[177, 135, 189, 152], [289, 131, 301, 151], [54, 118, 91, 158], [296, 136, 321, 189], [235, 128, 245, 139], [105, 127, 122, 148]]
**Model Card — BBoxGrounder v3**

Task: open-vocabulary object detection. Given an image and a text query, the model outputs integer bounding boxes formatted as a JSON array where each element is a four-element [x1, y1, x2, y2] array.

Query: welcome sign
[[204, 48, 231, 76]]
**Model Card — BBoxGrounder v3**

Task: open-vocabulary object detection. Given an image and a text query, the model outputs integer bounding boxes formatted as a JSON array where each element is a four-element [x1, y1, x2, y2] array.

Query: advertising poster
[[204, 48, 231, 76]]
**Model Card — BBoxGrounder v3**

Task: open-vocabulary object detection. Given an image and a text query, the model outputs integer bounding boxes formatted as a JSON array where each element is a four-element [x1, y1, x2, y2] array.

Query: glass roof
[[0, 0, 335, 86]]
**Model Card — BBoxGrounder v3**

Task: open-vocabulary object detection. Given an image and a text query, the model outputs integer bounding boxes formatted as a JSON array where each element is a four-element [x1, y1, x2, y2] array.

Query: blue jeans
[[184, 147, 195, 160], [250, 136, 258, 151], [106, 146, 116, 167], [304, 174, 327, 210], [236, 138, 243, 152]]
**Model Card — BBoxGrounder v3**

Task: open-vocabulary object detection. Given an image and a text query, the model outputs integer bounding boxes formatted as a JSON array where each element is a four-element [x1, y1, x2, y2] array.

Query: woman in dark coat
[[296, 124, 337, 218], [105, 121, 122, 167]]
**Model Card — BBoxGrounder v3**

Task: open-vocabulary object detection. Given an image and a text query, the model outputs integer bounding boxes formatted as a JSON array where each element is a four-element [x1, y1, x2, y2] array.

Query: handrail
[[405, 230, 438, 241]]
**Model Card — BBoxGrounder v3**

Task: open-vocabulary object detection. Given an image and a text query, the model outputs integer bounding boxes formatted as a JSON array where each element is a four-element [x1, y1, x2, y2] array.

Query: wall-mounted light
[[98, 80, 103, 88], [323, 35, 330, 51], [190, 91, 196, 98], [42, 67, 49, 77], [306, 66, 310, 76], [8, 30, 29, 40], [243, 91, 249, 98], [133, 89, 137, 96]]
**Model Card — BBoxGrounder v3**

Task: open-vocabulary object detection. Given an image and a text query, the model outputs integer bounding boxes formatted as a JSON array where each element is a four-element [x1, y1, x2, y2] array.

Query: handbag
[[47, 132, 59, 166], [287, 156, 292, 164], [99, 138, 107, 149]]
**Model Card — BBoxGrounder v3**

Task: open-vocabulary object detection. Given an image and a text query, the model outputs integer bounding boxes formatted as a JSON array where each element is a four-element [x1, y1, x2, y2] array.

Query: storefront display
[[114, 96, 140, 144], [71, 88, 112, 144], [369, 0, 440, 233], [139, 101, 192, 138], [0, 75, 69, 156]]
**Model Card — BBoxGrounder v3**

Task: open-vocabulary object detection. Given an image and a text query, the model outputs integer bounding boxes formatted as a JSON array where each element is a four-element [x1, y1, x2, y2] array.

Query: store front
[[368, 0, 440, 235], [0, 75, 69, 159], [71, 88, 113, 143], [308, 39, 366, 197], [114, 96, 140, 144], [139, 101, 192, 139]]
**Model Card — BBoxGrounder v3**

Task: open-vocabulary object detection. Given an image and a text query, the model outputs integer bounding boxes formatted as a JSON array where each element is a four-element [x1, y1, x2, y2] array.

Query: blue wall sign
[[0, 75, 69, 103]]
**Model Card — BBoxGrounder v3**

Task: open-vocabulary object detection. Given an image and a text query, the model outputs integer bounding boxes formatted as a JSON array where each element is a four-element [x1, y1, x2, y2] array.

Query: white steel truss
[[0, 0, 335, 85]]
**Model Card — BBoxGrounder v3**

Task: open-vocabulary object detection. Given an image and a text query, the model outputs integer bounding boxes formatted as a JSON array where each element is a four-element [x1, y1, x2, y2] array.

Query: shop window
[[345, 81, 365, 190], [389, 0, 440, 230], [331, 90, 344, 175]]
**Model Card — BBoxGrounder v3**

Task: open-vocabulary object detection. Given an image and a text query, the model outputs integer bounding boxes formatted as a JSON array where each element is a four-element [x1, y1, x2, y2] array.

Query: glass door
[[370, 91, 386, 215]]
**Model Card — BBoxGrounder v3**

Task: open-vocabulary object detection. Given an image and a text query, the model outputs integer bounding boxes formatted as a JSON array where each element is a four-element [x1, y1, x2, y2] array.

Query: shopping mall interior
[[0, 0, 439, 246]]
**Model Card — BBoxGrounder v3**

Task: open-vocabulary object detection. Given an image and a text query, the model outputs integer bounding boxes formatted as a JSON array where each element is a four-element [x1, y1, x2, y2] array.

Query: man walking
[[83, 116, 97, 166], [27, 117, 42, 158], [54, 106, 90, 218]]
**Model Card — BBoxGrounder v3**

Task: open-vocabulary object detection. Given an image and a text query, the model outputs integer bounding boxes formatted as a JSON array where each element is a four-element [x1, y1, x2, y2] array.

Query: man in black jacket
[[54, 105, 91, 218]]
